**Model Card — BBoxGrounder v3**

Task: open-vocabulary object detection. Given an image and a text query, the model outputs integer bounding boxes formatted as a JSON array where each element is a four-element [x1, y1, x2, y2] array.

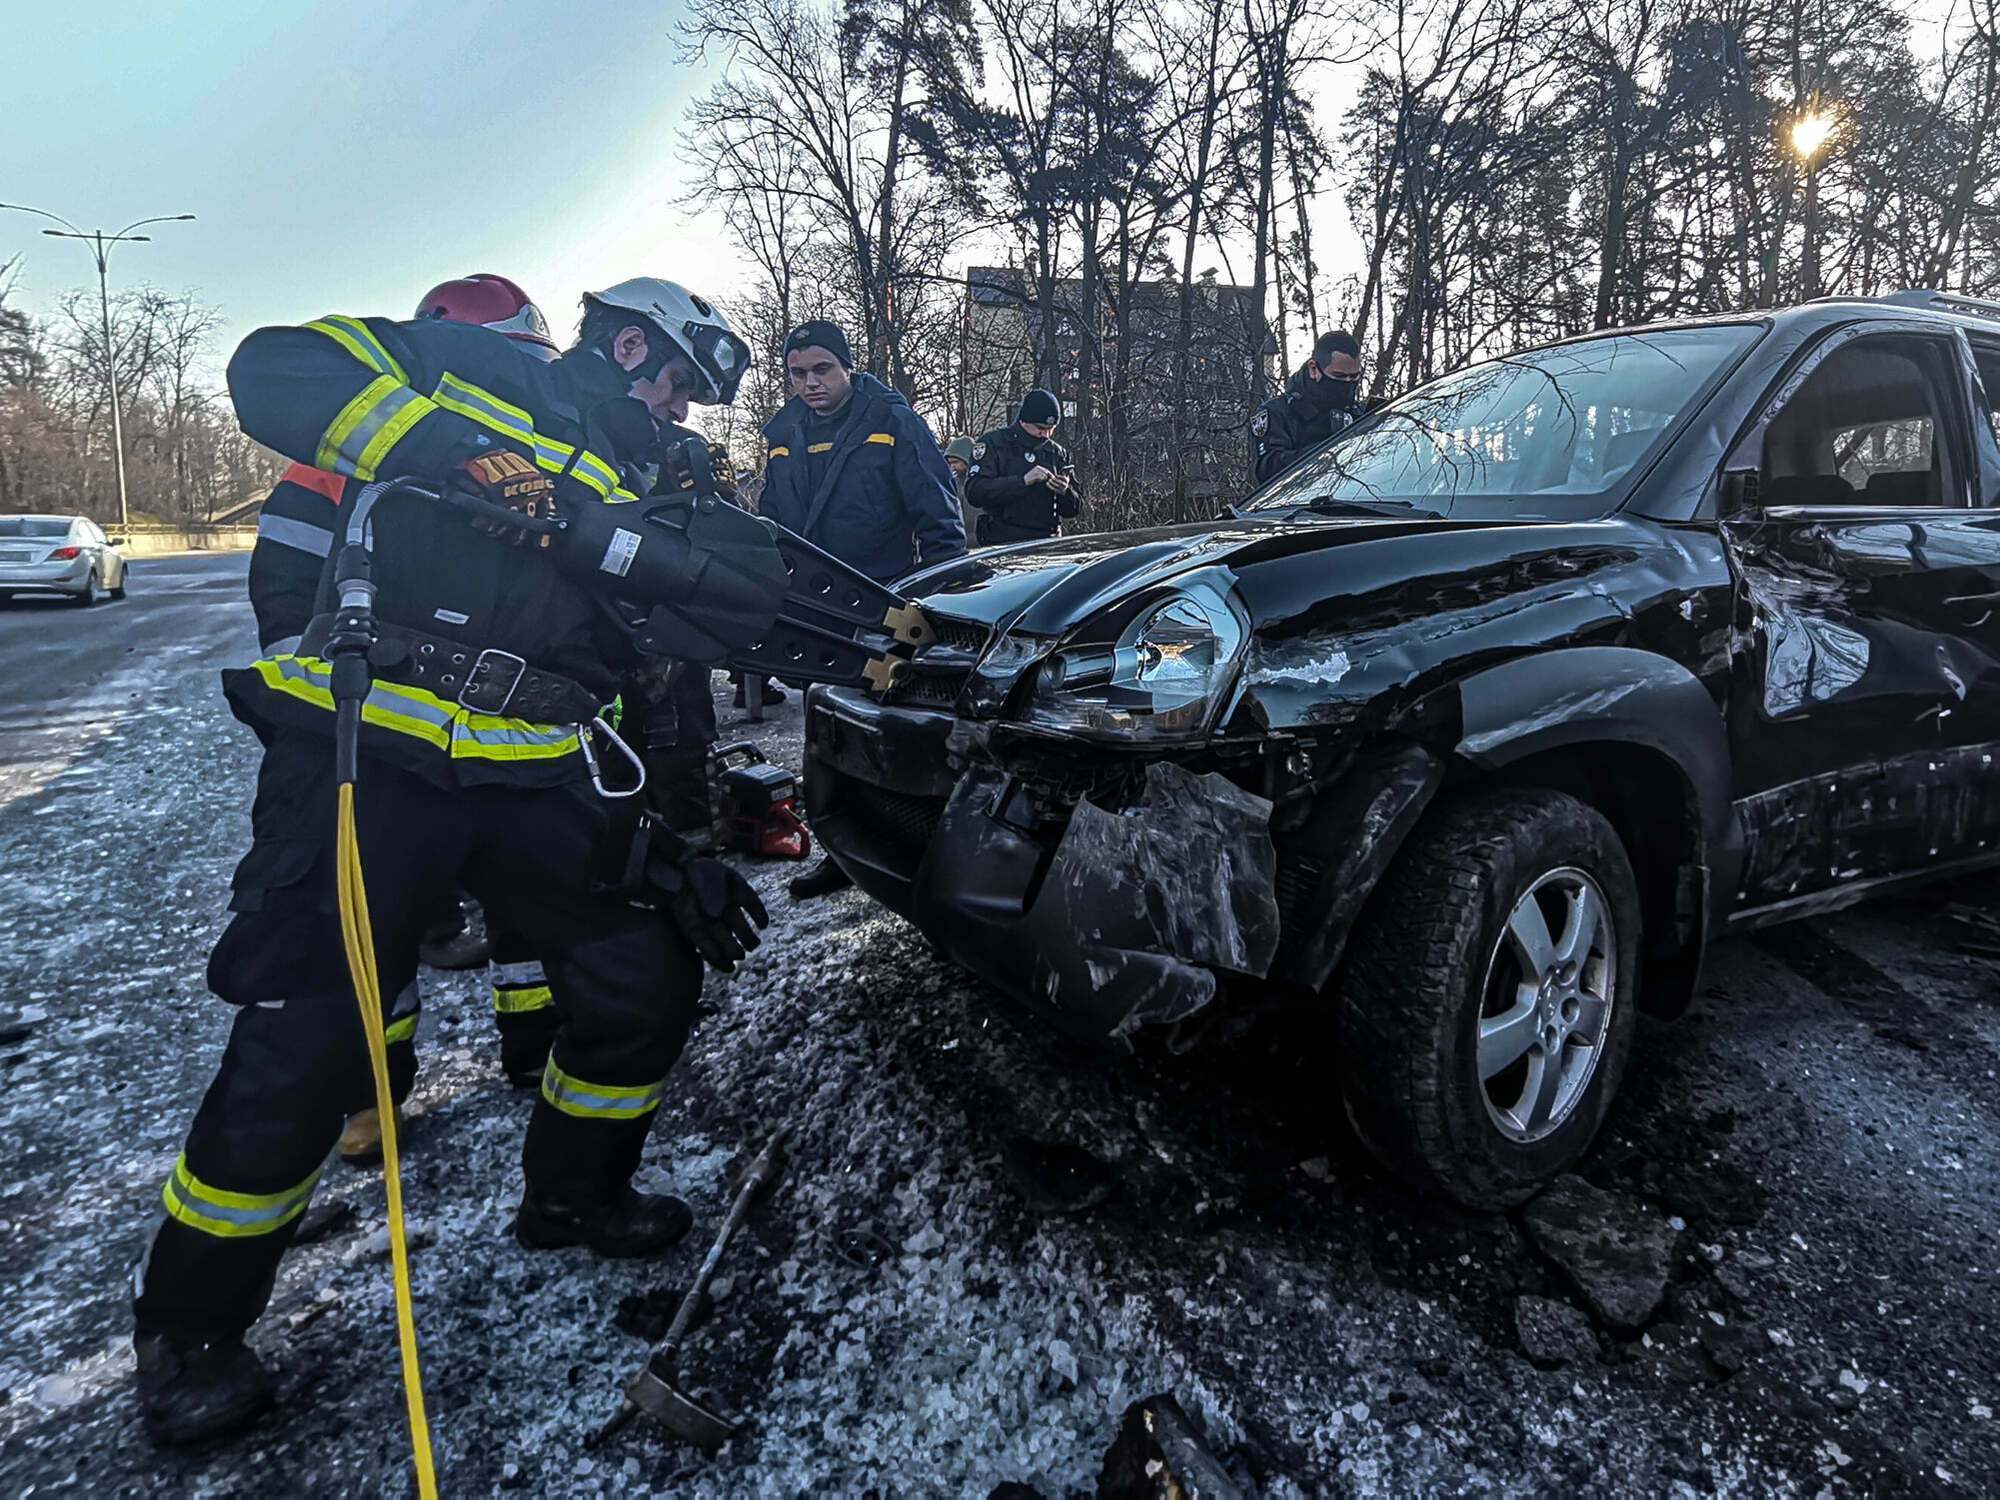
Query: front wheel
[[1338, 789, 1639, 1210], [109, 563, 128, 600]]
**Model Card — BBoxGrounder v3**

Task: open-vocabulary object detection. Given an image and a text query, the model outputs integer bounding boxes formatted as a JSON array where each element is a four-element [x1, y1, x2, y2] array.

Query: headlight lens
[[1020, 581, 1245, 740]]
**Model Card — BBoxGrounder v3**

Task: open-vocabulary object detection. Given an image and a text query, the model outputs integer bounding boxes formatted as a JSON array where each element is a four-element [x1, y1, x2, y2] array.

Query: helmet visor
[[679, 321, 751, 406]]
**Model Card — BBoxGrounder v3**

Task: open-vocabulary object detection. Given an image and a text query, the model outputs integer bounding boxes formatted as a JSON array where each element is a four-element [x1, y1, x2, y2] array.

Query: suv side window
[[1971, 338, 2000, 446], [1760, 334, 1965, 509]]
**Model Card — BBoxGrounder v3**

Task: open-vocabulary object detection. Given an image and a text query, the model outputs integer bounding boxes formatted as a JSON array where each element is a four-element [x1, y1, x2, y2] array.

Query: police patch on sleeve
[[1250, 409, 1269, 437]]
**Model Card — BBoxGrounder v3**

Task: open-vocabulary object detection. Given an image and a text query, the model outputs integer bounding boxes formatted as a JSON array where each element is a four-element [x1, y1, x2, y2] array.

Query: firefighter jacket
[[965, 424, 1081, 545], [247, 463, 346, 652], [223, 314, 661, 788], [1249, 365, 1364, 486], [758, 373, 964, 583]]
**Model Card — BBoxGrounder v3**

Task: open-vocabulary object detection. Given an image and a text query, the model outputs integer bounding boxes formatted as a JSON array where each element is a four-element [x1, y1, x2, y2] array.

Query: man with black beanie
[[758, 319, 964, 582], [1250, 330, 1368, 485], [965, 388, 1083, 546]]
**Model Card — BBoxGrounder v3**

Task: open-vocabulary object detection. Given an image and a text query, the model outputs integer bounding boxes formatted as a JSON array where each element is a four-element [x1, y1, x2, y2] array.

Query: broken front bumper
[[804, 688, 1281, 1043]]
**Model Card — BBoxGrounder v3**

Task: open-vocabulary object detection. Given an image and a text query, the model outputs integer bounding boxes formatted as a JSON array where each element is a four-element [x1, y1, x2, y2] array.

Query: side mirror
[[106, 535, 127, 546]]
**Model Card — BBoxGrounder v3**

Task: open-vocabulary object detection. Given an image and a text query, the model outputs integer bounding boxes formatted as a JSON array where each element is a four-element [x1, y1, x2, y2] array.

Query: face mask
[[1318, 375, 1359, 408]]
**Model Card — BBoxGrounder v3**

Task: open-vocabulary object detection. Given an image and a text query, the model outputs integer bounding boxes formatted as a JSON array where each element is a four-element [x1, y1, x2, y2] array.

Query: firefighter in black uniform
[[242, 274, 571, 1159], [1249, 329, 1367, 486], [965, 388, 1081, 545], [132, 279, 768, 1446]]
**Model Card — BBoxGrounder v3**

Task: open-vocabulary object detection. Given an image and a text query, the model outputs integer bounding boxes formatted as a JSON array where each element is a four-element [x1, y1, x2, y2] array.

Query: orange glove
[[458, 450, 556, 547]]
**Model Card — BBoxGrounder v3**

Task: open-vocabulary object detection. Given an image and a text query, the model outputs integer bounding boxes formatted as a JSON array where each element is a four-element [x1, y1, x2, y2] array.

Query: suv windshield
[[1252, 324, 1762, 518], [0, 517, 74, 538]]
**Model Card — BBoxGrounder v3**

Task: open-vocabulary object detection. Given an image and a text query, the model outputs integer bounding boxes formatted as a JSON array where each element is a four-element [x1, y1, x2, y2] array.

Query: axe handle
[[654, 1131, 789, 1361]]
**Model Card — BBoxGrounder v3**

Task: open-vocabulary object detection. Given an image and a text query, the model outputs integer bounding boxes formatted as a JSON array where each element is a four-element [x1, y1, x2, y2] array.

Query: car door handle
[[1945, 591, 2000, 606]]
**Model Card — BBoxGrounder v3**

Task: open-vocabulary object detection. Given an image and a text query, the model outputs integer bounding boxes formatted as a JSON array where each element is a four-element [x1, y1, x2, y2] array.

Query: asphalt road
[[0, 551, 256, 809], [1, 560, 1996, 1494]]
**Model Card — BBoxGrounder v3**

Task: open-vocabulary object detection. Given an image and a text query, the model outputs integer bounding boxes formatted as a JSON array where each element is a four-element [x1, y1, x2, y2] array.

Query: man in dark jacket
[[758, 320, 963, 583], [965, 389, 1081, 545], [1250, 330, 1366, 486]]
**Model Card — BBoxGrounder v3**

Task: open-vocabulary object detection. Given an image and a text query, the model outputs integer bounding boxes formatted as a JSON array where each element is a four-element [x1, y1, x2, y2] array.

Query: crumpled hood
[[904, 512, 1643, 636], [900, 512, 1696, 731]]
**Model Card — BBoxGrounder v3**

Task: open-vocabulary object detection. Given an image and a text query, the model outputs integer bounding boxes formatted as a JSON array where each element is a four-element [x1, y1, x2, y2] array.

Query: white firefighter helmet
[[583, 278, 751, 406]]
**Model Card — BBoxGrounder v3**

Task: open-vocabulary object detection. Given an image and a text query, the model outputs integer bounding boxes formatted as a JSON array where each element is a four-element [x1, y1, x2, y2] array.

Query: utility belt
[[299, 615, 605, 725]]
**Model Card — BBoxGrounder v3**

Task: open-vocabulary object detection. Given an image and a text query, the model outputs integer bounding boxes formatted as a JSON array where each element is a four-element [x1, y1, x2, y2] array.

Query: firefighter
[[242, 274, 568, 1162], [132, 279, 767, 1446], [1249, 329, 1366, 486], [964, 389, 1082, 545]]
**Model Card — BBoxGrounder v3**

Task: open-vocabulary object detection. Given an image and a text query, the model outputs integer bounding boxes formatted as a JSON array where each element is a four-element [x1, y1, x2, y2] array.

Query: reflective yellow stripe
[[356, 388, 433, 477], [312, 378, 435, 480], [314, 375, 396, 473], [806, 442, 833, 454], [767, 446, 790, 459], [161, 1155, 321, 1239], [866, 433, 895, 446], [540, 1057, 665, 1120], [307, 317, 406, 384], [316, 314, 408, 384], [249, 654, 584, 763], [431, 373, 627, 498], [493, 984, 554, 1015]]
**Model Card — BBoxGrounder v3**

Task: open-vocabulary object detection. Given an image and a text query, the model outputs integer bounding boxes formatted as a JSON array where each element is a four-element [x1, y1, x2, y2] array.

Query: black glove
[[669, 858, 769, 974]]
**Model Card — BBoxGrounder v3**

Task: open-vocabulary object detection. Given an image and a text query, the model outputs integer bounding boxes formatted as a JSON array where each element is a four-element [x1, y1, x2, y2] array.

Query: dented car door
[[1719, 325, 2000, 913]]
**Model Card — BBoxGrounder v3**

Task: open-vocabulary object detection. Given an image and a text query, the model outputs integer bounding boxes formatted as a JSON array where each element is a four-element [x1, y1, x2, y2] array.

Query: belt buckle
[[460, 649, 527, 714]]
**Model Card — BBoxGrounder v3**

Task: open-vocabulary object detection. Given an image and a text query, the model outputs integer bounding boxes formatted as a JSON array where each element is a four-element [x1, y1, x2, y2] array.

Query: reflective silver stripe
[[540, 1057, 666, 1119], [434, 373, 535, 444], [257, 512, 335, 557], [489, 959, 546, 986], [162, 1155, 321, 1236], [458, 720, 578, 751], [328, 383, 428, 477]]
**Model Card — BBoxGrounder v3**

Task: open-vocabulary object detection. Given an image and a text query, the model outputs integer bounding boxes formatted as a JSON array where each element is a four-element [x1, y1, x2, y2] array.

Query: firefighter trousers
[[134, 727, 702, 1342]]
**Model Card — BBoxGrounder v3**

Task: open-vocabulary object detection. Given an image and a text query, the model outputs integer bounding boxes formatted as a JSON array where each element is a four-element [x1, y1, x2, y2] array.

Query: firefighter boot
[[134, 1330, 274, 1447], [337, 1107, 405, 1164], [787, 855, 852, 900], [514, 1186, 693, 1259]]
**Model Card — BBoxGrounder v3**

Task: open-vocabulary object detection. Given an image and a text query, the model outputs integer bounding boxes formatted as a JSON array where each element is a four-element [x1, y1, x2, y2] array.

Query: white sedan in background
[[0, 514, 129, 604]]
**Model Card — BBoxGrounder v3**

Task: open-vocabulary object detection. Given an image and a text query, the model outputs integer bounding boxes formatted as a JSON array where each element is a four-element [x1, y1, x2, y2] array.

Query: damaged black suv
[[805, 290, 2000, 1208]]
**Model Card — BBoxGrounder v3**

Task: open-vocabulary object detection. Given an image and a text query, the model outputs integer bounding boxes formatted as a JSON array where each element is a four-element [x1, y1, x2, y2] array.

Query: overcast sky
[[2, 0, 743, 362]]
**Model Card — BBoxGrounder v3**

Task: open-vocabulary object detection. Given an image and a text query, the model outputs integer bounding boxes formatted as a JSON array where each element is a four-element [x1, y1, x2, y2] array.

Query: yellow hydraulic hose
[[336, 781, 440, 1498]]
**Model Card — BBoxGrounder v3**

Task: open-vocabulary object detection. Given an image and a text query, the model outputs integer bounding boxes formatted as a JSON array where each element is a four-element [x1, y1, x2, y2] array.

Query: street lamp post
[[0, 204, 195, 531]]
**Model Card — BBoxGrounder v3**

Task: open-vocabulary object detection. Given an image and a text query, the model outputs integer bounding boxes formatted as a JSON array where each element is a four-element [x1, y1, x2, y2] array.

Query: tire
[[109, 564, 127, 600], [1338, 788, 1640, 1210], [73, 570, 100, 607]]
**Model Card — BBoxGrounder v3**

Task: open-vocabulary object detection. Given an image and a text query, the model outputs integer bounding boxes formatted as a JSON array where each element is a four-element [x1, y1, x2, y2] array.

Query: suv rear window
[[0, 517, 73, 538]]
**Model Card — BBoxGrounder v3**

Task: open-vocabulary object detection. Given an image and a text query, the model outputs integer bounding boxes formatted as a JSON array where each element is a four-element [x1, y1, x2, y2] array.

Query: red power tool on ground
[[710, 742, 810, 860]]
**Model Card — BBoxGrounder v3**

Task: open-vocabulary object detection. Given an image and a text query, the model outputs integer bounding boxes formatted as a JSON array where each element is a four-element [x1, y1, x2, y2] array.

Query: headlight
[[1020, 578, 1245, 741]]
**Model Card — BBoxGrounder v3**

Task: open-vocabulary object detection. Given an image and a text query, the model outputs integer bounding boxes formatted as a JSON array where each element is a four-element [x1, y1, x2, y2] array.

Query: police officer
[[965, 389, 1081, 545], [1249, 329, 1367, 486], [131, 279, 769, 1446]]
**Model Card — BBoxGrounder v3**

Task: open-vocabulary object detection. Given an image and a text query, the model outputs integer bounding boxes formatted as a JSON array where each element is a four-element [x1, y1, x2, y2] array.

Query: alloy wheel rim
[[1475, 866, 1616, 1144]]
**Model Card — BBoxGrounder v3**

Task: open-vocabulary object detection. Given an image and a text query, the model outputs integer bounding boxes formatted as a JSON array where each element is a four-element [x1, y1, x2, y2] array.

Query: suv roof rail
[[1875, 289, 2000, 322]]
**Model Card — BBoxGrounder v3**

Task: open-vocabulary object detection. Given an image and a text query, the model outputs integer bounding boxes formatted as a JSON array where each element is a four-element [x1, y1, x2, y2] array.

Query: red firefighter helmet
[[412, 274, 558, 358]]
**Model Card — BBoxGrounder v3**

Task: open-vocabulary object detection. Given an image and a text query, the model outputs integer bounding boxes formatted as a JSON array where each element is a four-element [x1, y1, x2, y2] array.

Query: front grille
[[930, 614, 990, 653], [847, 781, 947, 852], [899, 668, 971, 707]]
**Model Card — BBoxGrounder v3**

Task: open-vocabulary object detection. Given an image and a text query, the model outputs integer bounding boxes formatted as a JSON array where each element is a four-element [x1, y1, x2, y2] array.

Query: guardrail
[[116, 524, 259, 556]]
